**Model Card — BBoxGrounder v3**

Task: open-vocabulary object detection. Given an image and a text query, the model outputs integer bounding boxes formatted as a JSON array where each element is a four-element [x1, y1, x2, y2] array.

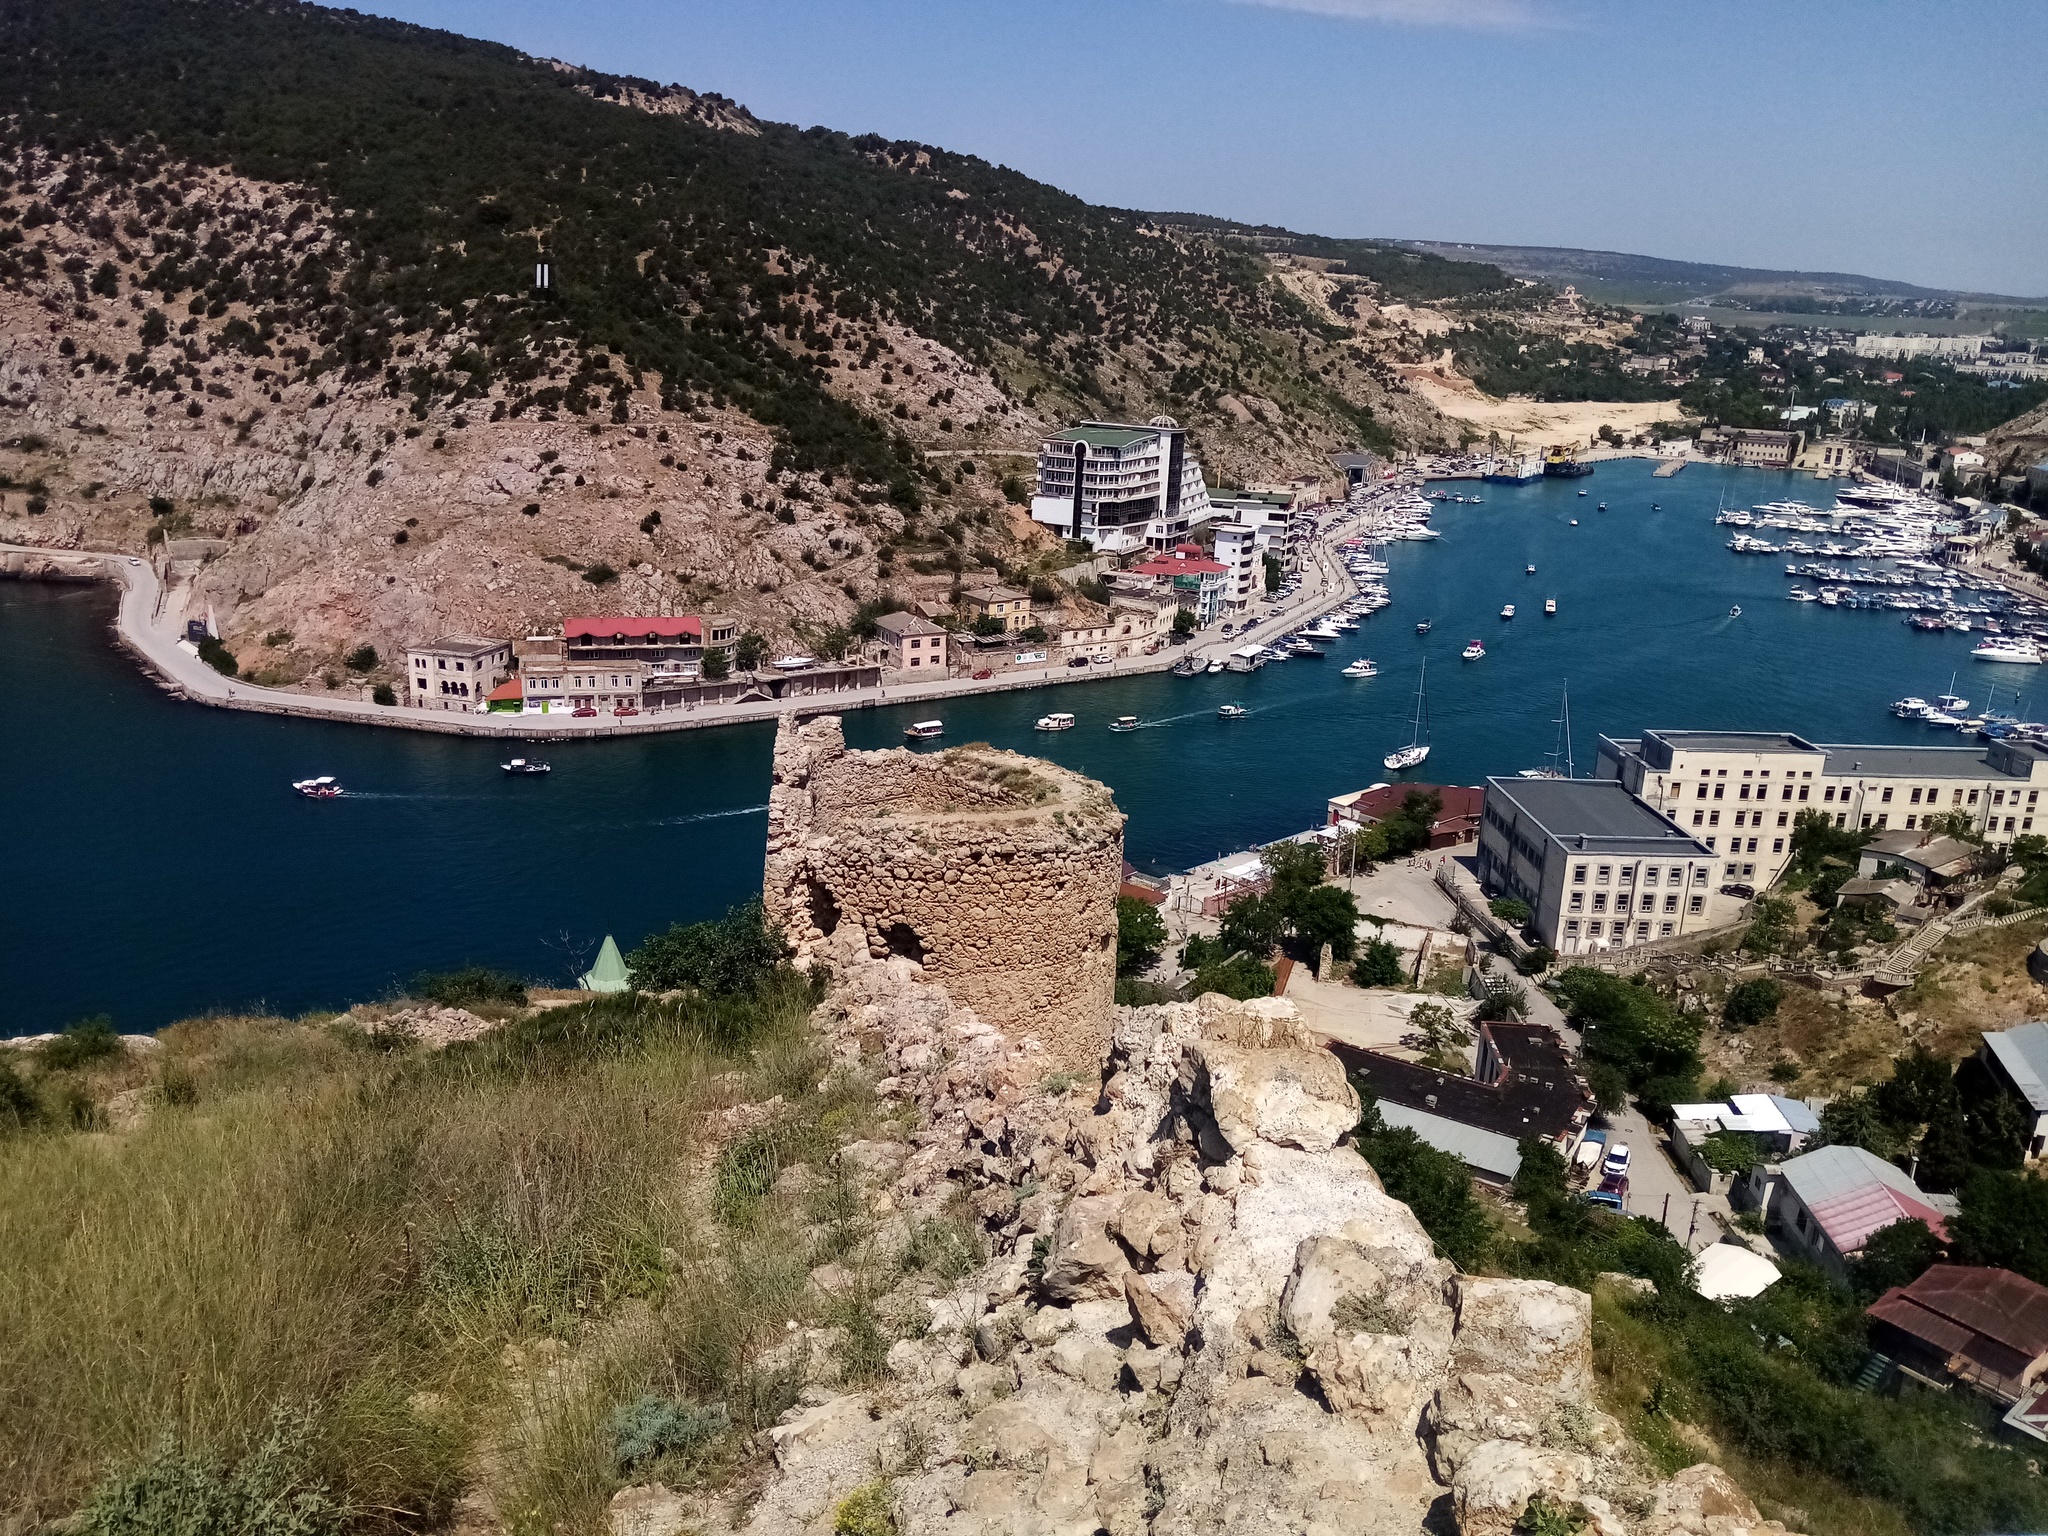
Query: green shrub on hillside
[[74, 1406, 344, 1536], [36, 1015, 124, 1072], [626, 899, 791, 998], [415, 967, 529, 1010]]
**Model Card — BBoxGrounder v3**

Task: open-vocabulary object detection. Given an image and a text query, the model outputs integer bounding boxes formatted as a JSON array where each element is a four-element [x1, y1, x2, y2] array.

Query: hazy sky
[[355, 0, 2048, 296]]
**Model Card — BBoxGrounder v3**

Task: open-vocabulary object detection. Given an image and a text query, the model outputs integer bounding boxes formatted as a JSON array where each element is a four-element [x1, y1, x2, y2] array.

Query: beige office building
[[1597, 729, 2048, 891]]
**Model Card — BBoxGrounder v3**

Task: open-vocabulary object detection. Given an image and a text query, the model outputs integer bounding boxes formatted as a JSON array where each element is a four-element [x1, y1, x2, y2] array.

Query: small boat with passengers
[[1034, 712, 1075, 732]]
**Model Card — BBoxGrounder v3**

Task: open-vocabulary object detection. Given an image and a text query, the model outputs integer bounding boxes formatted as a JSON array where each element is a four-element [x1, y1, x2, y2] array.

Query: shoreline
[[2, 510, 1382, 740]]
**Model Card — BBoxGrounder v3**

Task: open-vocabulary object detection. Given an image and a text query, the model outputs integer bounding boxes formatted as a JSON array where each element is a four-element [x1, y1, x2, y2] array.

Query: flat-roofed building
[[1728, 429, 1800, 467], [874, 611, 950, 676], [1599, 729, 2048, 891], [1029, 417, 1213, 553], [406, 634, 512, 711], [1478, 776, 1719, 955]]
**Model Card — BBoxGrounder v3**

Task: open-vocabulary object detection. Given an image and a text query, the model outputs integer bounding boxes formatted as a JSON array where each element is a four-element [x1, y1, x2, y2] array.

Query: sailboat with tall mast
[[1519, 684, 1576, 779], [1383, 660, 1431, 771]]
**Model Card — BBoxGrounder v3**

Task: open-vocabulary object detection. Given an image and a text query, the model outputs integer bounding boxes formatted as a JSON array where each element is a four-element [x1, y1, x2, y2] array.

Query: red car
[[571, 707, 598, 718], [972, 668, 992, 680], [613, 705, 639, 716]]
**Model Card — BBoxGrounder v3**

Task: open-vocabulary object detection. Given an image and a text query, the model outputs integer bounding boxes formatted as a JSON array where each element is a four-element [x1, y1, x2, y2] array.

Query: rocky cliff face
[[618, 959, 1800, 1536]]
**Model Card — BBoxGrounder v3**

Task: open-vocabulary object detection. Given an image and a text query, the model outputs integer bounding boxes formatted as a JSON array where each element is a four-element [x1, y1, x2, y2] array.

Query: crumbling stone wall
[[764, 714, 1124, 1070]]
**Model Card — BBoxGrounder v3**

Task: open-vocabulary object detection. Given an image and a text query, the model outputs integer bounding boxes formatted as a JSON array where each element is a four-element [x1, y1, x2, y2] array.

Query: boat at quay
[[8, 461, 2026, 1032]]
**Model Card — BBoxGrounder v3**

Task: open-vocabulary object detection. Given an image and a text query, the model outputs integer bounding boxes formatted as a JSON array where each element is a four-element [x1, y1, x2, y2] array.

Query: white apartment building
[[1030, 417, 1212, 554], [1210, 522, 1268, 611], [1853, 333, 1992, 362], [406, 634, 512, 711], [1477, 777, 1722, 956], [1596, 729, 2048, 892]]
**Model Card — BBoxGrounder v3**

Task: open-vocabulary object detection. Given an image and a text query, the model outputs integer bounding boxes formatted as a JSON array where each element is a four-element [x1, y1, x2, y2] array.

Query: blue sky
[[355, 0, 2048, 296]]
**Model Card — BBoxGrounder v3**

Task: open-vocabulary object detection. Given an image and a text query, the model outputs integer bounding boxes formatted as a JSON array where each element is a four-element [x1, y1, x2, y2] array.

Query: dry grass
[[0, 979, 895, 1533], [1891, 918, 2048, 1056]]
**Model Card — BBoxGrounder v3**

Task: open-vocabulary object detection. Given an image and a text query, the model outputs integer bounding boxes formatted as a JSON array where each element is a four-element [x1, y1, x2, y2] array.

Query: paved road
[[6, 485, 1401, 740]]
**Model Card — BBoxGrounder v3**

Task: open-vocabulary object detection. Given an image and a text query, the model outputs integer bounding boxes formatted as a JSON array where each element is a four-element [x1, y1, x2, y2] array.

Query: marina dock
[[1654, 459, 1687, 477]]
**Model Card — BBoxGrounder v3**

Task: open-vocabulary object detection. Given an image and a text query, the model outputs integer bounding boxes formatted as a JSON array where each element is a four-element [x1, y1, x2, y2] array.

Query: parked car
[[613, 705, 638, 716], [571, 707, 598, 718], [1587, 1174, 1628, 1212], [1718, 883, 1755, 900], [972, 668, 992, 680], [1602, 1143, 1632, 1179], [1067, 656, 1091, 668]]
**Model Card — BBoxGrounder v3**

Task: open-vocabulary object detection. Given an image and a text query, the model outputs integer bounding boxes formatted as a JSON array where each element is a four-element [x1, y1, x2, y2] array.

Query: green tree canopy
[[625, 898, 790, 997], [1115, 895, 1167, 977]]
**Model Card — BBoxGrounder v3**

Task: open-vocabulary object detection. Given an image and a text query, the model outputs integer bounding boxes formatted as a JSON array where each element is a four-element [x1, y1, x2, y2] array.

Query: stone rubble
[[612, 959, 1803, 1536]]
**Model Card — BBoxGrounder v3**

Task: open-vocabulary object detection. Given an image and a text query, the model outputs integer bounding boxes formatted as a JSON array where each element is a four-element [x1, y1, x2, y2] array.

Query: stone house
[[405, 634, 512, 711], [873, 611, 951, 677], [958, 584, 1034, 634]]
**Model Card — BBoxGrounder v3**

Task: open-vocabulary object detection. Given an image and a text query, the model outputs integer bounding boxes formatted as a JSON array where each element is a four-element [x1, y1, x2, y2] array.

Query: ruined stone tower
[[764, 715, 1125, 1070]]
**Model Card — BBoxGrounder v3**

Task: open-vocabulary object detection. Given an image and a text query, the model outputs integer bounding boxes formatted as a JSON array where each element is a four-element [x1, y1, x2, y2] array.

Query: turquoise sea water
[[2, 460, 2009, 1032]]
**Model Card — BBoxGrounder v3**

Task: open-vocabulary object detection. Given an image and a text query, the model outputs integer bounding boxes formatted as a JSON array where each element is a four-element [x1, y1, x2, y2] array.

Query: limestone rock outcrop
[[763, 714, 1124, 1070], [685, 948, 1803, 1536]]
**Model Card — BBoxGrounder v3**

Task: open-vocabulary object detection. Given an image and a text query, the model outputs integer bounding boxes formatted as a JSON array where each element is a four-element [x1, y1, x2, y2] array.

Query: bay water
[[3, 460, 2001, 1031]]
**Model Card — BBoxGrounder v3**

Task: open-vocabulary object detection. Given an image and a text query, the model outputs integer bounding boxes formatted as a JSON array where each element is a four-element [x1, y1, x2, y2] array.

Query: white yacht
[[1342, 658, 1379, 679], [292, 776, 342, 798], [1034, 712, 1075, 732], [1462, 639, 1486, 660], [1500, 604, 1515, 620], [1218, 702, 1249, 720], [1892, 697, 1931, 718], [1974, 638, 2043, 665], [1786, 587, 1818, 602], [1544, 598, 1556, 615]]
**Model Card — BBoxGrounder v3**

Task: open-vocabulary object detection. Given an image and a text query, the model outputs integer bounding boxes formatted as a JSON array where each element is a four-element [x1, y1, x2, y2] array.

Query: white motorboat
[[1383, 660, 1431, 771], [1729, 606, 1742, 617], [1500, 604, 1515, 620], [1342, 658, 1379, 678], [1218, 703, 1249, 720], [1299, 622, 1342, 641], [1786, 587, 1818, 601], [1108, 715, 1141, 732], [772, 655, 817, 671], [1936, 691, 1969, 712], [502, 757, 551, 774], [292, 776, 342, 798], [1973, 638, 2043, 665], [1206, 658, 1225, 674], [904, 720, 945, 740], [1892, 697, 1931, 718], [1544, 598, 1557, 615], [1526, 564, 1536, 574], [1462, 639, 1486, 661], [1569, 519, 1579, 526], [1035, 712, 1076, 732]]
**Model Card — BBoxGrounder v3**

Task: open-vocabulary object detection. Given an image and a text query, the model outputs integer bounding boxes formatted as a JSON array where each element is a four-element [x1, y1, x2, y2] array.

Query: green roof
[[1047, 425, 1152, 450], [579, 934, 631, 993]]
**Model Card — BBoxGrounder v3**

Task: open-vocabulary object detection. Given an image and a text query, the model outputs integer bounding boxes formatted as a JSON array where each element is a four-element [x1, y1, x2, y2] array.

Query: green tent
[[579, 934, 631, 993]]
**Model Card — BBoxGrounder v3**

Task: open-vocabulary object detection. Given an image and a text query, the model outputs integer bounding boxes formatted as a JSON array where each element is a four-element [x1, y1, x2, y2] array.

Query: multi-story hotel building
[[1029, 417, 1213, 554], [1477, 777, 1723, 956]]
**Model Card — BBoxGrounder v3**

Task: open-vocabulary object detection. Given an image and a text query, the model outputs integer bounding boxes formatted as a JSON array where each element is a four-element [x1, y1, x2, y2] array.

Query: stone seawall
[[763, 714, 1124, 1072]]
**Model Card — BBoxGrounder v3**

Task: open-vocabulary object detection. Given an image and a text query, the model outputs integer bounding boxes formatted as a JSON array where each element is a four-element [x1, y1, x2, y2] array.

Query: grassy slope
[[0, 982, 917, 1533]]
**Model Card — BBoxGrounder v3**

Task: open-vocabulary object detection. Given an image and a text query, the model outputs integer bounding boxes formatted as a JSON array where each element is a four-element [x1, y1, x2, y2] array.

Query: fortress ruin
[[763, 715, 1124, 1069]]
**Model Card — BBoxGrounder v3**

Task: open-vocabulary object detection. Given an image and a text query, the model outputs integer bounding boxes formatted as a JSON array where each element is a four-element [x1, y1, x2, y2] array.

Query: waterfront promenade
[[1, 500, 1383, 741]]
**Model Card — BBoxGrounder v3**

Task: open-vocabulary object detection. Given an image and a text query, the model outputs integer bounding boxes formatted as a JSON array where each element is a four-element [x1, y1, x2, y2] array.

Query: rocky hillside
[[0, 0, 1521, 676], [704, 953, 1800, 1536]]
